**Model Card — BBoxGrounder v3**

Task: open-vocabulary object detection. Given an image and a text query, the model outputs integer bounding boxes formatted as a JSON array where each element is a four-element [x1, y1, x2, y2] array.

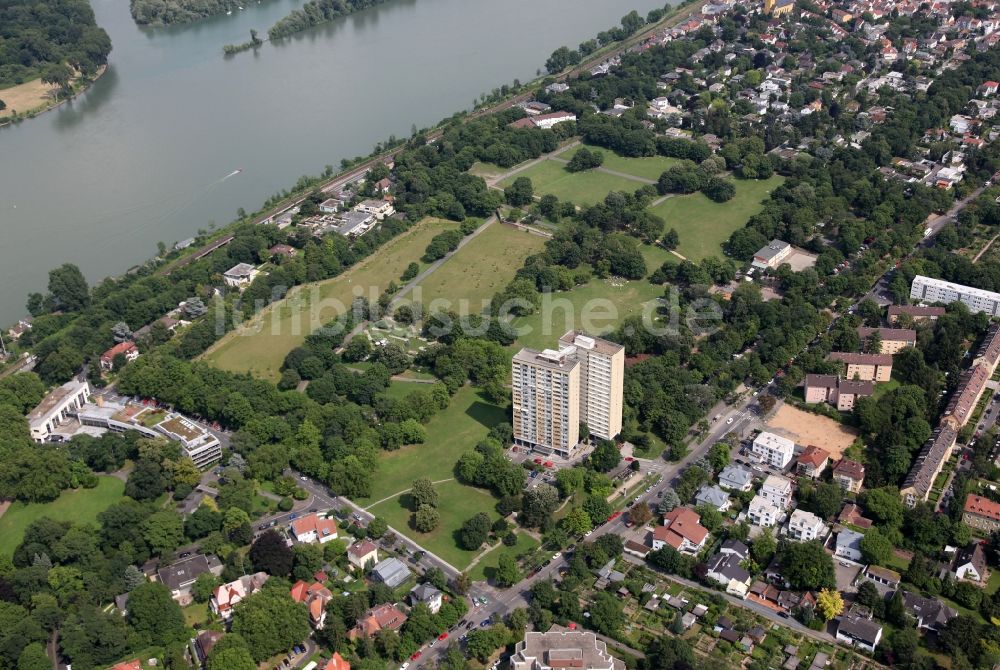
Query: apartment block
[[910, 275, 1000, 317], [512, 348, 580, 456], [856, 327, 916, 354], [963, 494, 1000, 534], [760, 474, 794, 509], [827, 352, 893, 382], [512, 332, 624, 456], [557, 331, 625, 441], [751, 431, 795, 469]]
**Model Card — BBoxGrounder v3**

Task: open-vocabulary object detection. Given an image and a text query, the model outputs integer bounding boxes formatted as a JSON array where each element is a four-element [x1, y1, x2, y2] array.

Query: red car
[[438, 633, 449, 641], [411, 652, 422, 661], [607, 511, 621, 522], [543, 461, 553, 468], [533, 458, 543, 464], [624, 456, 634, 462]]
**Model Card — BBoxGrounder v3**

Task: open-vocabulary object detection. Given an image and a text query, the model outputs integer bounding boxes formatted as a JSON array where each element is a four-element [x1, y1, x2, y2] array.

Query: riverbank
[[0, 65, 107, 129]]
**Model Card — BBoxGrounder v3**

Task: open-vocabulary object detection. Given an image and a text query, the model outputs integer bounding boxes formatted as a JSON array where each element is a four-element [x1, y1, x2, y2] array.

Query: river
[[0, 0, 666, 326]]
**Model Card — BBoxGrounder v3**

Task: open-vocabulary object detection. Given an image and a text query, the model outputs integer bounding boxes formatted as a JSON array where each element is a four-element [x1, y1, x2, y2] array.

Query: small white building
[[751, 240, 792, 270], [752, 432, 795, 469], [355, 200, 395, 220], [747, 494, 783, 527], [760, 474, 794, 509], [786, 509, 827, 542], [835, 529, 864, 562], [223, 263, 260, 289]]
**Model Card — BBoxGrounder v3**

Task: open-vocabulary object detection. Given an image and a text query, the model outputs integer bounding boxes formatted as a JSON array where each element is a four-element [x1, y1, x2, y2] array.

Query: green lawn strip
[[407, 223, 547, 313], [649, 176, 784, 261], [0, 476, 125, 555], [469, 531, 541, 582], [564, 145, 682, 181], [201, 217, 459, 381], [380, 381, 445, 401], [499, 160, 645, 207], [367, 480, 500, 570], [508, 274, 665, 353], [356, 386, 507, 503]]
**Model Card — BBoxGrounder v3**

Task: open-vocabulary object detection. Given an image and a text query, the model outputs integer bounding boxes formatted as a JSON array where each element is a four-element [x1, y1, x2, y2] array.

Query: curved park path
[[363, 477, 455, 510]]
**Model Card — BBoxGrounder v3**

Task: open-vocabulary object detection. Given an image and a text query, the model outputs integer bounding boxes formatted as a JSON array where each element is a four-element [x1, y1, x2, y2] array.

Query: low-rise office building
[[27, 379, 91, 442], [511, 631, 625, 670]]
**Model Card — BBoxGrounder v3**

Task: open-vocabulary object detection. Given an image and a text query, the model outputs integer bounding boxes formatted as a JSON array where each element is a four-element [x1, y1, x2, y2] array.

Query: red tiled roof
[[965, 494, 1000, 522], [101, 341, 137, 363], [291, 513, 338, 540], [110, 661, 142, 670], [834, 459, 865, 481], [659, 507, 708, 548], [325, 652, 351, 670], [798, 445, 830, 468]]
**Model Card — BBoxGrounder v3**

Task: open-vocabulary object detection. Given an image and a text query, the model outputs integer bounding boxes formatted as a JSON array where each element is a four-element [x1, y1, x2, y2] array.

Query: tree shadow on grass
[[465, 392, 509, 429]]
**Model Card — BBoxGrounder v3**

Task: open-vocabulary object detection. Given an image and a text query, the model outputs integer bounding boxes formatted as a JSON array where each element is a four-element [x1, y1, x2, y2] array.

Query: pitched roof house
[[210, 572, 269, 618], [290, 513, 339, 544], [349, 603, 408, 639], [347, 540, 379, 569], [290, 580, 334, 629], [653, 507, 709, 554]]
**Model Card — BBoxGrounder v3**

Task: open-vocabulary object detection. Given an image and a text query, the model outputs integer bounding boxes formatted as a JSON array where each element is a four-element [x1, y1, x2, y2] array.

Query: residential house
[[839, 503, 873, 529], [210, 572, 268, 619], [748, 494, 783, 527], [760, 474, 794, 509], [796, 445, 830, 478], [222, 262, 259, 289], [157, 554, 223, 602], [290, 513, 339, 544], [290, 580, 333, 628], [349, 603, 408, 640], [652, 507, 709, 554], [786, 509, 827, 542], [835, 529, 864, 562], [706, 551, 753, 597], [695, 484, 731, 512], [323, 653, 352, 670], [751, 432, 795, 469], [856, 327, 916, 354], [409, 583, 443, 614], [953, 542, 988, 582], [900, 591, 958, 632], [751, 240, 792, 270], [100, 341, 139, 371], [268, 243, 298, 259], [836, 613, 883, 652], [371, 557, 411, 589], [193, 630, 224, 666], [887, 305, 946, 323], [833, 460, 865, 493], [347, 540, 378, 570], [963, 493, 1000, 533], [532, 111, 578, 129], [110, 661, 142, 670], [827, 352, 893, 382], [718, 464, 753, 491]]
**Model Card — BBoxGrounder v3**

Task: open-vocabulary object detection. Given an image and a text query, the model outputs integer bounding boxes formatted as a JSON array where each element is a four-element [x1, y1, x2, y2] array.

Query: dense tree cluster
[[0, 0, 111, 88], [268, 0, 397, 41]]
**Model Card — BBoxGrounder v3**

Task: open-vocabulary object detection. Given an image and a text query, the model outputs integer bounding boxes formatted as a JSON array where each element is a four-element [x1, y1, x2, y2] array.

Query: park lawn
[[648, 175, 785, 262], [564, 145, 681, 181], [0, 476, 125, 555], [639, 242, 678, 271], [469, 162, 507, 178], [469, 531, 541, 582], [368, 479, 500, 570], [357, 385, 507, 504], [509, 274, 666, 352], [499, 160, 645, 207], [201, 217, 459, 381], [380, 380, 444, 401], [408, 223, 547, 313]]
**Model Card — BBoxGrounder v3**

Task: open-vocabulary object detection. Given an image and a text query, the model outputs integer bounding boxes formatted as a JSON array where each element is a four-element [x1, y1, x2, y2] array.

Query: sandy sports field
[[765, 404, 858, 458]]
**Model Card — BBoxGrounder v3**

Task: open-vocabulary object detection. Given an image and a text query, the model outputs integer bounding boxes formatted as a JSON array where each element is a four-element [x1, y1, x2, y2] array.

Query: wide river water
[[0, 0, 664, 325]]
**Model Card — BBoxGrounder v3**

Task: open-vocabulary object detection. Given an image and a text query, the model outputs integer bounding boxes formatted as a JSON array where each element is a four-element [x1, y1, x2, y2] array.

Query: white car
[[552, 552, 562, 560], [400, 664, 410, 670], [726, 417, 734, 425]]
